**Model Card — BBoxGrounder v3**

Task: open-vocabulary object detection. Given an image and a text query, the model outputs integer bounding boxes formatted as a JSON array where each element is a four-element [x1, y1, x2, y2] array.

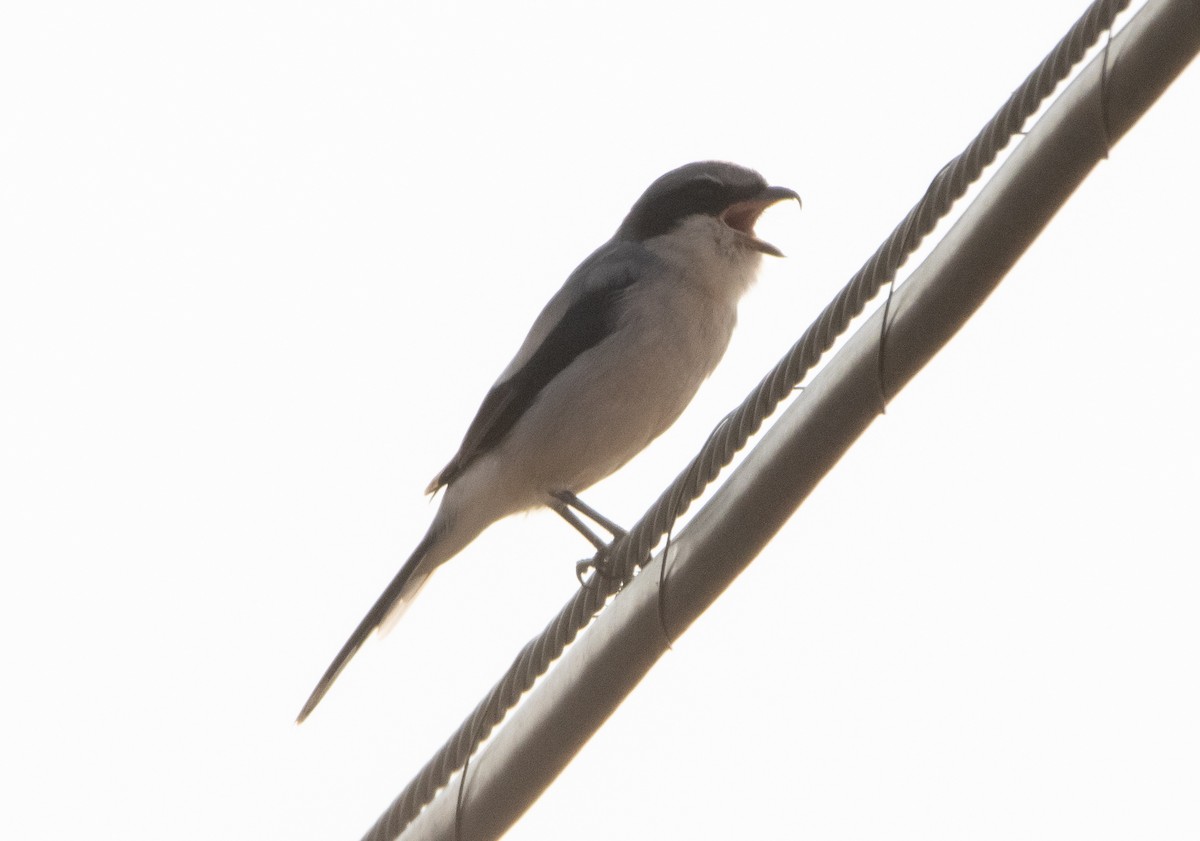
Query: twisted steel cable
[[361, 1, 1130, 837]]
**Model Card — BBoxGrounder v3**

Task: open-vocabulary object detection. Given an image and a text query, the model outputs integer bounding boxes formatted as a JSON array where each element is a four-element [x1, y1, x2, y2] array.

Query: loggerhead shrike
[[297, 161, 800, 722]]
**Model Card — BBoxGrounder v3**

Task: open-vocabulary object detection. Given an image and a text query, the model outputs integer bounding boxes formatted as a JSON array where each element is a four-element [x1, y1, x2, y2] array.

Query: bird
[[297, 161, 800, 722]]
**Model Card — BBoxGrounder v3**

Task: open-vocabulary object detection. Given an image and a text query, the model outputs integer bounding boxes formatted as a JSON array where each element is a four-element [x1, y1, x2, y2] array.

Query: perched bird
[[297, 161, 800, 722]]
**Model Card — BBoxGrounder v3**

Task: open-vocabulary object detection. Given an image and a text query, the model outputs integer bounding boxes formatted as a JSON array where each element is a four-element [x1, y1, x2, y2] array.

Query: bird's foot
[[575, 549, 620, 589]]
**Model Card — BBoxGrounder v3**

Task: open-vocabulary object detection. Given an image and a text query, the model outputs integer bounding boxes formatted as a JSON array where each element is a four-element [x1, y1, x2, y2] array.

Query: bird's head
[[616, 161, 801, 257]]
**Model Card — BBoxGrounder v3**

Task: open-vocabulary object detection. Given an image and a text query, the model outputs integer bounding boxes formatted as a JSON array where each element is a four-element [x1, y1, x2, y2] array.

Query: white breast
[[501, 215, 763, 494], [442, 213, 765, 533]]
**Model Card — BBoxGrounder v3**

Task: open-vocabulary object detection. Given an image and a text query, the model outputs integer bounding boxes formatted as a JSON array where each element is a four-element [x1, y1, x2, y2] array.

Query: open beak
[[721, 185, 802, 257]]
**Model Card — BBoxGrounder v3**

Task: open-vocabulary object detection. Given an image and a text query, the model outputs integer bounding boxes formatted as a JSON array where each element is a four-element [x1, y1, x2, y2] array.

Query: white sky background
[[2, 0, 1197, 838]]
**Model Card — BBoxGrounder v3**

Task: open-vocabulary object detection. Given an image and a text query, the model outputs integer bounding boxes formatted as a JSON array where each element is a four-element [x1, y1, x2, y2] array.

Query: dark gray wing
[[427, 243, 646, 492]]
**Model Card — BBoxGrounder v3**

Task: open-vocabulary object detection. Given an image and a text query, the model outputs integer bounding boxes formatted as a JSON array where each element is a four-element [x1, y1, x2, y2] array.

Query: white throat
[[642, 214, 764, 304]]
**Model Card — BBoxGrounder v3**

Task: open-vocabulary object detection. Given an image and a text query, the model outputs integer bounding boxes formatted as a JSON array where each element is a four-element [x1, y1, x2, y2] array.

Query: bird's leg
[[549, 491, 627, 586], [547, 498, 610, 552], [548, 500, 612, 586], [552, 491, 627, 539]]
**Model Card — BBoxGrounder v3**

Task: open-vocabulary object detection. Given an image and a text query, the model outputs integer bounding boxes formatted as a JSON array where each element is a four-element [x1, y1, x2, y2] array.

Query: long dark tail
[[296, 526, 440, 723]]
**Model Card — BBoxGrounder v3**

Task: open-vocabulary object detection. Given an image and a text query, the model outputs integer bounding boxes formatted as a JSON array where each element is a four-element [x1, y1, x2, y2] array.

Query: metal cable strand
[[360, 2, 1129, 838]]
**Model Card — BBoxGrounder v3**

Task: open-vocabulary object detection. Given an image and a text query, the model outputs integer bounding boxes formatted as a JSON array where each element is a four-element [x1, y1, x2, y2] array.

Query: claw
[[575, 558, 594, 587], [575, 548, 621, 590]]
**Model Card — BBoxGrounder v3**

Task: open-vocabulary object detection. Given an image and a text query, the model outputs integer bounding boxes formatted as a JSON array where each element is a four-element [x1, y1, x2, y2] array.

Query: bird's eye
[[684, 177, 726, 210]]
